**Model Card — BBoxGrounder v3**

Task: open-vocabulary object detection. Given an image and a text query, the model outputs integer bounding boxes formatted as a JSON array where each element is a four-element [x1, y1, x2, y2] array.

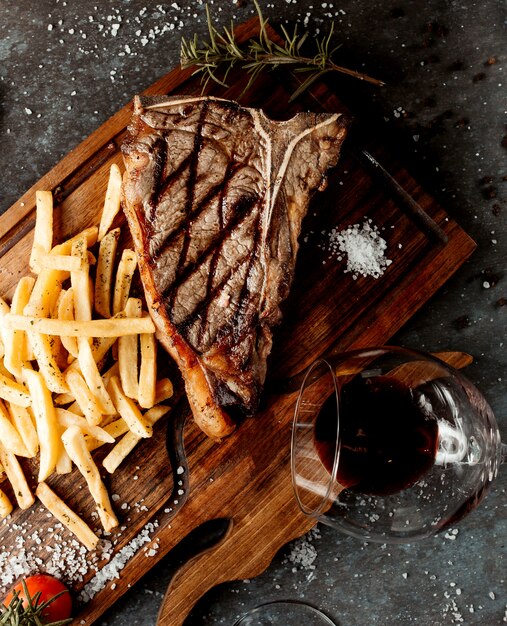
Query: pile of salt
[[328, 219, 391, 279]]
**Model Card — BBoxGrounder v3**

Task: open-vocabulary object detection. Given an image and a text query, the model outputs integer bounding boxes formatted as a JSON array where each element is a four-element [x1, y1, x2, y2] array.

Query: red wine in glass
[[314, 375, 439, 496]]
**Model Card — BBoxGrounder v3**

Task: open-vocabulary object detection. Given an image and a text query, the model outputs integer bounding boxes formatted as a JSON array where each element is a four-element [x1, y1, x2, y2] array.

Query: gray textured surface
[[1, 1, 506, 625]]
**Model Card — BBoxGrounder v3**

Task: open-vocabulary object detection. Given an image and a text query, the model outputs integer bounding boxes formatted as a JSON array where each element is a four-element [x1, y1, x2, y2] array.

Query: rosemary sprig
[[180, 1, 384, 101]]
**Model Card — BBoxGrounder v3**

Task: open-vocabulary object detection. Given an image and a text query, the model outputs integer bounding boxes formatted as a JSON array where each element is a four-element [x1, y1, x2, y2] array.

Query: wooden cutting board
[[0, 17, 475, 626]]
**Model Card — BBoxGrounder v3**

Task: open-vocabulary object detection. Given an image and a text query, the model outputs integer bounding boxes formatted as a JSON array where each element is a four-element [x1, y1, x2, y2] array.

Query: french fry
[[71, 235, 92, 322], [49, 286, 66, 371], [2, 314, 155, 337], [61, 426, 118, 532], [39, 254, 82, 272], [0, 372, 31, 407], [23, 368, 61, 482], [57, 289, 78, 359], [0, 400, 29, 457], [102, 405, 169, 473], [64, 369, 103, 426], [138, 330, 157, 409], [0, 297, 10, 358], [55, 444, 73, 475], [0, 488, 12, 519], [154, 378, 174, 404], [27, 332, 68, 394], [54, 392, 75, 405], [56, 408, 114, 444], [8, 404, 39, 458], [24, 269, 65, 319], [51, 226, 98, 256], [112, 249, 137, 316], [30, 190, 53, 274], [66, 312, 125, 373], [0, 440, 34, 509], [0, 298, 10, 317], [108, 376, 152, 438], [103, 417, 129, 438], [65, 401, 84, 417], [102, 361, 119, 389], [95, 227, 120, 318], [118, 298, 142, 400], [3, 276, 34, 377], [77, 337, 115, 415], [98, 164, 122, 241], [36, 482, 99, 551], [85, 416, 129, 452]]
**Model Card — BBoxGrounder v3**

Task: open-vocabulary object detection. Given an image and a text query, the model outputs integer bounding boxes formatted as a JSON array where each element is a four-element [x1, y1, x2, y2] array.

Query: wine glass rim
[[291, 357, 340, 519], [232, 599, 338, 625]]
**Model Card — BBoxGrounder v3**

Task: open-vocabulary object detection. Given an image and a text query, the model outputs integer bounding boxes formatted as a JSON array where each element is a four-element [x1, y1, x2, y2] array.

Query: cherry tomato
[[3, 574, 72, 622]]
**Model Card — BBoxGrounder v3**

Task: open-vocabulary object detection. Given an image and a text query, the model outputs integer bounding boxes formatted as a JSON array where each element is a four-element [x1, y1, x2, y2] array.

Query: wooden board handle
[[156, 476, 315, 626]]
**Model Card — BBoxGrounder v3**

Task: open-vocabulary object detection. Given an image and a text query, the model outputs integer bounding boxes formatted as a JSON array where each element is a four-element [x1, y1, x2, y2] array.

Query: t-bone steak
[[122, 95, 349, 439]]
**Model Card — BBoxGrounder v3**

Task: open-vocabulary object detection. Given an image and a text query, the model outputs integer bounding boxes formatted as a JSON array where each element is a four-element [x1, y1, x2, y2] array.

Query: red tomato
[[3, 574, 72, 622]]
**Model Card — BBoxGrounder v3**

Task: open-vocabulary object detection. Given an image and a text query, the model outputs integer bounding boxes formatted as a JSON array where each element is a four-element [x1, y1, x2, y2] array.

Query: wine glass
[[291, 346, 505, 543], [233, 600, 337, 625]]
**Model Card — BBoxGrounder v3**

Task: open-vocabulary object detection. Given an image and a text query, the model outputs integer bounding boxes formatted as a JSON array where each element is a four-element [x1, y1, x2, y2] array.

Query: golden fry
[[4, 276, 34, 377], [8, 404, 39, 458], [71, 235, 92, 322], [95, 227, 120, 318], [138, 330, 157, 409], [55, 444, 73, 475], [30, 190, 53, 274], [36, 482, 99, 551], [27, 332, 68, 394], [118, 298, 142, 400], [61, 425, 118, 532], [0, 488, 12, 519], [108, 376, 152, 438], [0, 372, 31, 407], [54, 391, 75, 405], [102, 404, 169, 473], [112, 249, 137, 315], [24, 269, 64, 319], [98, 164, 122, 241], [154, 378, 174, 404], [0, 400, 29, 457], [0, 298, 10, 317], [2, 314, 155, 337], [51, 226, 98, 256], [56, 407, 114, 443], [57, 289, 78, 359], [85, 417, 128, 452], [77, 337, 115, 415], [39, 254, 82, 272], [0, 440, 34, 509], [23, 368, 61, 482], [64, 369, 102, 427]]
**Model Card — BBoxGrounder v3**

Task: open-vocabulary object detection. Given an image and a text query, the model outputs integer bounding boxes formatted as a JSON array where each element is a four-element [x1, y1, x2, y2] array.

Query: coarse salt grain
[[78, 521, 159, 602], [325, 220, 391, 279], [284, 527, 321, 571]]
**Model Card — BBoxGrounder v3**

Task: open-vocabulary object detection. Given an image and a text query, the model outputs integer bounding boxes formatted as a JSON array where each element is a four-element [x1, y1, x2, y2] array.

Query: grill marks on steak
[[122, 95, 348, 439]]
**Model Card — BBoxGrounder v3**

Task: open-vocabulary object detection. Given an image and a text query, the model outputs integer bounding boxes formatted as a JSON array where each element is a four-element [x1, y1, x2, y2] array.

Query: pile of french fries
[[0, 164, 173, 551]]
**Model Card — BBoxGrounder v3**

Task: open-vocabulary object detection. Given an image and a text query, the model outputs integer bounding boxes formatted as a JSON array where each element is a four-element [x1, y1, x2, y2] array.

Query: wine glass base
[[233, 600, 337, 625]]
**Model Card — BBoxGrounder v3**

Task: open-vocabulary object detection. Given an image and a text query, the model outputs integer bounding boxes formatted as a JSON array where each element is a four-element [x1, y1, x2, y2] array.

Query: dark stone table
[[1, 1, 505, 624]]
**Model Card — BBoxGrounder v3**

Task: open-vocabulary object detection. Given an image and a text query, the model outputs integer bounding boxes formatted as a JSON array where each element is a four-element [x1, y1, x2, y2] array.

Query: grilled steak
[[122, 95, 348, 439]]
